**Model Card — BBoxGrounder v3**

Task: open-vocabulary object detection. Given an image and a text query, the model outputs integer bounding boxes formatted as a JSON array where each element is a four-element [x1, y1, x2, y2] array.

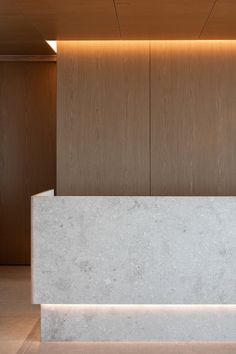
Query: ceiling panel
[[115, 0, 215, 39], [16, 0, 120, 39], [1, 0, 236, 55], [201, 0, 236, 38], [16, 0, 215, 40], [0, 0, 54, 55], [0, 16, 44, 41], [0, 0, 22, 15]]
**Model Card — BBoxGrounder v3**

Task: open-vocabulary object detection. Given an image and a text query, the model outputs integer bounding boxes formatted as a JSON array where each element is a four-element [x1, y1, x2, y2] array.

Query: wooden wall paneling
[[57, 41, 150, 196], [151, 41, 236, 196], [0, 62, 56, 264]]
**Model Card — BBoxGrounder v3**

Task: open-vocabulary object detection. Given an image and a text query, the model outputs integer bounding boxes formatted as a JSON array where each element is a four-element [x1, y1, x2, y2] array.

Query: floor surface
[[0, 266, 236, 354]]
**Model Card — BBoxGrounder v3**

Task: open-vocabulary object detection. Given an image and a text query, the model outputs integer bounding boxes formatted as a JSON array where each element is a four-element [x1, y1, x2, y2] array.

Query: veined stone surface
[[32, 191, 236, 304]]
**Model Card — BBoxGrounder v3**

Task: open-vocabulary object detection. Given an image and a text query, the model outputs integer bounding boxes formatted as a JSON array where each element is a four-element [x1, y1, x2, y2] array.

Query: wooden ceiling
[[0, 0, 54, 54], [1, 0, 236, 55]]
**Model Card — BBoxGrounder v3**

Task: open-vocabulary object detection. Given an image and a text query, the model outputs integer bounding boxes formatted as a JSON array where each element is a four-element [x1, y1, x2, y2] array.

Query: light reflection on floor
[[37, 342, 236, 354]]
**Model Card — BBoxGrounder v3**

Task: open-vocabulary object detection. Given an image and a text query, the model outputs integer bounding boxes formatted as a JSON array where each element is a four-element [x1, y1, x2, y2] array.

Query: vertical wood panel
[[57, 41, 149, 196], [0, 62, 56, 264], [151, 41, 236, 196]]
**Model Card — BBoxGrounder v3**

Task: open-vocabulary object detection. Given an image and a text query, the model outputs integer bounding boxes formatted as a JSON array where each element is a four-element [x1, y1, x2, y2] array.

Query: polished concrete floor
[[0, 266, 236, 354]]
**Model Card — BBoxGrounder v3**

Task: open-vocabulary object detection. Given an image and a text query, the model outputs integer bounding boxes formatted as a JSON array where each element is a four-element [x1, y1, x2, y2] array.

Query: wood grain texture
[[57, 41, 149, 196], [0, 62, 56, 264], [151, 41, 236, 196]]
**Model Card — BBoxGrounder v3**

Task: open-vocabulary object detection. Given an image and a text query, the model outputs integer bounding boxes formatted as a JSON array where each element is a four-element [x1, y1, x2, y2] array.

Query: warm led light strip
[[42, 304, 236, 313], [45, 39, 236, 54]]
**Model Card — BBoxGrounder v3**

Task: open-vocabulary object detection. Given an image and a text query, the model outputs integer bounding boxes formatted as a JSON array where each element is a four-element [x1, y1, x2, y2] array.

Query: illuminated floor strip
[[41, 304, 236, 342]]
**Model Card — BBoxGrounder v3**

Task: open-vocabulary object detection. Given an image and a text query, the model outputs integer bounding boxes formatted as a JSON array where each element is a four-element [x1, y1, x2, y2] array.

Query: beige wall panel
[[57, 41, 150, 196], [151, 41, 236, 195]]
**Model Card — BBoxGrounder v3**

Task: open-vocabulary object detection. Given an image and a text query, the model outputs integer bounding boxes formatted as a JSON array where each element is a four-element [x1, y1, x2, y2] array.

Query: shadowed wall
[[0, 62, 56, 264]]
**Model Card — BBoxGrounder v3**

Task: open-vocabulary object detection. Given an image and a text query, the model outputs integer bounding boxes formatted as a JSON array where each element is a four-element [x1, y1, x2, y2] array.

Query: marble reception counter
[[31, 190, 236, 341]]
